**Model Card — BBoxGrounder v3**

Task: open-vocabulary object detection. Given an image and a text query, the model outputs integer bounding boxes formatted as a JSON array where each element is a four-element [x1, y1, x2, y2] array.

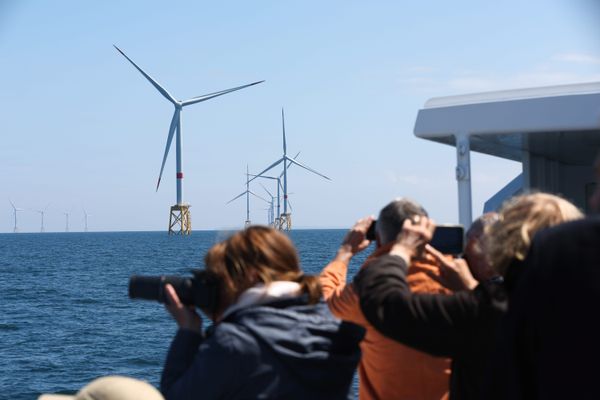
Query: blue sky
[[1, 0, 599, 232]]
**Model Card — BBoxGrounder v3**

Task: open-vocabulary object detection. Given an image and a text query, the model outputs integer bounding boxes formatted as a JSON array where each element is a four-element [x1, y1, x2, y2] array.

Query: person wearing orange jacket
[[320, 198, 452, 400]]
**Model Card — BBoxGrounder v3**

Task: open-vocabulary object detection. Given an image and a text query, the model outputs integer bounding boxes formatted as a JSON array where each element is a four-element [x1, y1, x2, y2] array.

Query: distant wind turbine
[[227, 165, 268, 227], [35, 203, 51, 233], [114, 45, 264, 234], [249, 109, 330, 230], [83, 208, 91, 232], [64, 211, 70, 233], [9, 200, 24, 233], [260, 183, 276, 226], [248, 151, 299, 227]]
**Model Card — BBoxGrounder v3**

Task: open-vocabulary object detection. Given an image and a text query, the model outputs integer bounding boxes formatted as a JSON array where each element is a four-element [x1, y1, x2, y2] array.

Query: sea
[[1, 230, 371, 399]]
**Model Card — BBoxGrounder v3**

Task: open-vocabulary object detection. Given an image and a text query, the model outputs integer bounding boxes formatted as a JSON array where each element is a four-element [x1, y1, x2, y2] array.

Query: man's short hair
[[377, 198, 428, 245]]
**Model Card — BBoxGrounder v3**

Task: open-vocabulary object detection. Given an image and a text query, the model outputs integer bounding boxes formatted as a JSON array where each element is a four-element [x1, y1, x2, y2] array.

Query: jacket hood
[[225, 297, 364, 392]]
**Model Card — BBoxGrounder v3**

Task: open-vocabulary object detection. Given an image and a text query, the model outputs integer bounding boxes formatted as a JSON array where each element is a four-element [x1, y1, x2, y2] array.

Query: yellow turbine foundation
[[278, 213, 292, 231], [169, 204, 191, 235]]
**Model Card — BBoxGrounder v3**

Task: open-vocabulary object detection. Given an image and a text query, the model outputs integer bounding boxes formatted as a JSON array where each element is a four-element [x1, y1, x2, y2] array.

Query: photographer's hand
[[335, 216, 374, 263], [390, 216, 435, 264], [165, 284, 202, 333], [425, 244, 478, 291]]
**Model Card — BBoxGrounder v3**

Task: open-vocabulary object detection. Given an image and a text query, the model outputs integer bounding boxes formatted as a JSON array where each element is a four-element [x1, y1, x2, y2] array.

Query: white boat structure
[[414, 81, 600, 228]]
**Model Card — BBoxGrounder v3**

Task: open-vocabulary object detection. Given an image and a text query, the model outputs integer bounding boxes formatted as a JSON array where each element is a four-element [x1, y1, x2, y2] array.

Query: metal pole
[[246, 166, 250, 223], [276, 177, 281, 220], [176, 106, 183, 205], [455, 133, 472, 230]]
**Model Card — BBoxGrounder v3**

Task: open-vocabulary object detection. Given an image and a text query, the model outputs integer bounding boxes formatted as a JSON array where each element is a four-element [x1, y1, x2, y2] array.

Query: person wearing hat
[[39, 375, 164, 400]]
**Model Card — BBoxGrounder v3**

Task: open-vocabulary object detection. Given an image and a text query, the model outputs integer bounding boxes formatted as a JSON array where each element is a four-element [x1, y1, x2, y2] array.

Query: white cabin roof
[[414, 82, 600, 165]]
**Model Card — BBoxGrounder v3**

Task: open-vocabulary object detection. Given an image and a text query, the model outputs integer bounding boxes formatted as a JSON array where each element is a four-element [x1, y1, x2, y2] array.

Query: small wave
[[125, 357, 160, 367], [74, 298, 101, 305], [0, 323, 19, 331]]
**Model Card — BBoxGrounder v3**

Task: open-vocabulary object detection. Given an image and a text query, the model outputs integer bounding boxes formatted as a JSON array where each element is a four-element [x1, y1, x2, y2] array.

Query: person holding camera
[[319, 198, 453, 400], [160, 226, 364, 400], [353, 193, 582, 400]]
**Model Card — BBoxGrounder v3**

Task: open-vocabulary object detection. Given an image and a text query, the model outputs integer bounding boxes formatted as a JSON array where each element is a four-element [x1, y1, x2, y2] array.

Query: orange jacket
[[320, 245, 452, 400]]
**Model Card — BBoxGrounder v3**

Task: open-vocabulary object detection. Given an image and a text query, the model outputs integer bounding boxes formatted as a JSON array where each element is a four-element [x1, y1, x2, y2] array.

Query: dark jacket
[[353, 254, 507, 400], [161, 297, 364, 400], [489, 217, 600, 400]]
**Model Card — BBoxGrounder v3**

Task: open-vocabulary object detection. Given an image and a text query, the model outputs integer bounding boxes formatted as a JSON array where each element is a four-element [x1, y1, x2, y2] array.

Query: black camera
[[366, 220, 377, 241], [430, 224, 464, 255], [366, 219, 464, 255], [128, 269, 220, 312]]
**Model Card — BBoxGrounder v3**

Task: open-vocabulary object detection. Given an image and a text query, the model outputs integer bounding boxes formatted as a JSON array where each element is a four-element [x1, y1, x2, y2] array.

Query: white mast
[[64, 212, 70, 232]]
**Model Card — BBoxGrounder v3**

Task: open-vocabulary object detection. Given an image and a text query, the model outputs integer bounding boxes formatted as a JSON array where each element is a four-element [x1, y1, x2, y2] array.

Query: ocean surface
[[1, 230, 371, 399]]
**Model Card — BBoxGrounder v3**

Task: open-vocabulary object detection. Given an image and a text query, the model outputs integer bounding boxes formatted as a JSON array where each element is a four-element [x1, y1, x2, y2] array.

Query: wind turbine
[[248, 151, 299, 228], [64, 211, 70, 233], [114, 45, 264, 235], [35, 203, 51, 233], [260, 183, 276, 226], [249, 109, 330, 230], [83, 208, 91, 232], [227, 165, 268, 227], [9, 200, 23, 233]]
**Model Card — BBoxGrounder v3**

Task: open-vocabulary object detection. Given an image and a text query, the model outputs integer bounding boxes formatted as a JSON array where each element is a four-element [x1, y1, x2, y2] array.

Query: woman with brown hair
[[160, 226, 363, 400]]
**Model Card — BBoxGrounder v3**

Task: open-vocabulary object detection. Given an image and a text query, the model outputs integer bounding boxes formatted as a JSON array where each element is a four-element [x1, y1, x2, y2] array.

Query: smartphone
[[366, 220, 377, 241], [429, 225, 464, 255]]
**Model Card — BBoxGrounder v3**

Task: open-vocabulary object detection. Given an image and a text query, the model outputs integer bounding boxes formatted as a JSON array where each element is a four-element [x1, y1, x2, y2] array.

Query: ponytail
[[295, 274, 322, 304]]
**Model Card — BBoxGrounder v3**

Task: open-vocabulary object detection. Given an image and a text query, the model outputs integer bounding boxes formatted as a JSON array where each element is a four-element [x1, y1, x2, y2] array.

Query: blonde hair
[[205, 226, 321, 316], [487, 193, 583, 276]]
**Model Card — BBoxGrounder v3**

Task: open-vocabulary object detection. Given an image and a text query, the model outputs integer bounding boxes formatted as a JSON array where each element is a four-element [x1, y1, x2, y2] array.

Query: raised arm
[[354, 218, 505, 357], [319, 216, 373, 325]]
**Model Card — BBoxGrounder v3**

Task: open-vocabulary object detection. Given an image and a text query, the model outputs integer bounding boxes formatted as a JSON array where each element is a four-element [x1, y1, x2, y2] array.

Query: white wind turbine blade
[[248, 158, 285, 184], [282, 108, 287, 155], [9, 199, 16, 211], [249, 173, 277, 181], [287, 198, 293, 212], [279, 151, 300, 178], [114, 45, 177, 105], [156, 109, 180, 191], [226, 191, 247, 205], [286, 156, 332, 181], [259, 183, 274, 198], [248, 191, 268, 203], [182, 80, 264, 107]]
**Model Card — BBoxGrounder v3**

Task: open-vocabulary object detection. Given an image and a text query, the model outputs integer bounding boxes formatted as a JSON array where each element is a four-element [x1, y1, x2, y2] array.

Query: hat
[[38, 376, 164, 400]]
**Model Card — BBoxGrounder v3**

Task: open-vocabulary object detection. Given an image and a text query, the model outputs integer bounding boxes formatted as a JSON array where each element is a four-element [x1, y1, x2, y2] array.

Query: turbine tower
[[9, 200, 23, 233], [249, 109, 331, 230], [227, 165, 268, 227], [64, 211, 70, 233], [83, 208, 91, 232], [36, 203, 50, 233], [114, 45, 264, 235]]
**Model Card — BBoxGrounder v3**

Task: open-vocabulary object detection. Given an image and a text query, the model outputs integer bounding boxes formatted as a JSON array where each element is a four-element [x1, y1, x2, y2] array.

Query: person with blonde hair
[[491, 161, 600, 399], [353, 193, 582, 400], [486, 192, 583, 278], [160, 226, 364, 400]]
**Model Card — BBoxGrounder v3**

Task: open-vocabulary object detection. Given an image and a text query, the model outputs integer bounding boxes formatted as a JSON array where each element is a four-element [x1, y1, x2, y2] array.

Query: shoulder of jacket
[[208, 321, 260, 355]]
